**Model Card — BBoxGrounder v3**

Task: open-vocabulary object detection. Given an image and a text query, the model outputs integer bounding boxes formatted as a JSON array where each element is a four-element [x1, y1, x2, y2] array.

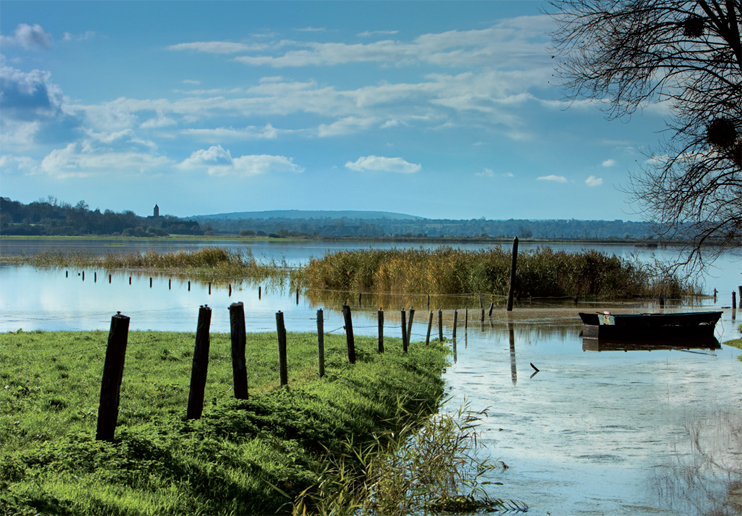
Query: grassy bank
[[304, 247, 696, 300], [0, 330, 449, 515]]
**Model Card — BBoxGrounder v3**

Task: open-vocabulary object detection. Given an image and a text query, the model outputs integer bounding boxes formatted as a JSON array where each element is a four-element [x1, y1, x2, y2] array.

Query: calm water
[[1, 239, 741, 514]]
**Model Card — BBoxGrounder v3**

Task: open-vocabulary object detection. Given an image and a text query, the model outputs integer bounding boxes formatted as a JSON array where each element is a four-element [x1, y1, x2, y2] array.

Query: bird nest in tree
[[707, 118, 738, 148], [683, 15, 705, 37]]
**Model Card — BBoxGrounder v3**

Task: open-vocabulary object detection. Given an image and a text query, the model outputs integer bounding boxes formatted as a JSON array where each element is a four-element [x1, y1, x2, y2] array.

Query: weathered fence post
[[188, 280, 190, 291], [296, 288, 300, 305], [733, 291, 737, 310], [169, 278, 171, 290], [426, 311, 433, 345], [427, 295, 430, 310], [488, 300, 494, 317], [452, 310, 458, 340], [378, 308, 384, 353], [317, 309, 325, 378], [507, 236, 519, 312], [96, 312, 130, 441], [187, 305, 212, 420], [150, 277, 153, 288], [259, 286, 262, 299], [94, 272, 97, 283], [228, 284, 232, 296], [438, 309, 443, 342], [82, 271, 85, 281], [342, 304, 356, 364], [109, 274, 112, 283], [401, 309, 408, 353], [465, 308, 468, 332], [229, 302, 248, 399], [208, 282, 211, 295], [276, 311, 288, 387], [407, 307, 415, 346]]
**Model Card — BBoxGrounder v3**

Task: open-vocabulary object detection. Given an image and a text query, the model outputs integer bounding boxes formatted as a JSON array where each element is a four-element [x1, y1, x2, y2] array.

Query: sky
[[0, 1, 672, 221]]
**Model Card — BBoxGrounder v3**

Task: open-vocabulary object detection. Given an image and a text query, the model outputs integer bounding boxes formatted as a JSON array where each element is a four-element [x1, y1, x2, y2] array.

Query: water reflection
[[653, 411, 742, 515]]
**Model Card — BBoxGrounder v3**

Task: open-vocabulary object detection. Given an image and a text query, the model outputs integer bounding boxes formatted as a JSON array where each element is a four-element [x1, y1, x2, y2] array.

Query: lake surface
[[1, 238, 741, 514]]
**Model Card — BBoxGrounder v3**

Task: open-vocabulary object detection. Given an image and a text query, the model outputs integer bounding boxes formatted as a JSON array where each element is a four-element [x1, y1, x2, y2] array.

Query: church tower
[[153, 204, 160, 218]]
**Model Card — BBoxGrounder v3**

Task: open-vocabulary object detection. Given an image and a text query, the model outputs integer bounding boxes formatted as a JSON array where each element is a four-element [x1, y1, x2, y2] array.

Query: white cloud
[[167, 41, 266, 54], [39, 142, 170, 178], [181, 124, 280, 141], [317, 117, 378, 137], [358, 30, 399, 37], [0, 24, 53, 50], [178, 145, 302, 176], [62, 31, 97, 42], [183, 79, 201, 85], [141, 111, 177, 129], [537, 174, 567, 183], [345, 155, 421, 174], [585, 175, 603, 187], [0, 154, 37, 172], [602, 159, 616, 167]]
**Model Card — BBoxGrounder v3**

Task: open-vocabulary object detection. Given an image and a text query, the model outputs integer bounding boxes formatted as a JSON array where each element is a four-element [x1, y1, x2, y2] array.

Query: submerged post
[[317, 309, 325, 378], [507, 237, 519, 312], [229, 302, 248, 399], [277, 311, 288, 387], [342, 304, 356, 364], [96, 312, 130, 441], [452, 310, 458, 340], [187, 305, 212, 420]]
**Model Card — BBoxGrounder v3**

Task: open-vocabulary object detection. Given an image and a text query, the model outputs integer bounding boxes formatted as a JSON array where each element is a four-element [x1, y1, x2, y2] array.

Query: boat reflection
[[582, 337, 721, 352]]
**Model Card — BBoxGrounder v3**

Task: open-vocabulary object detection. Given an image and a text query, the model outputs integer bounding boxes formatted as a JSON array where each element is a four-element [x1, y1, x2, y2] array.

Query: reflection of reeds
[[303, 247, 700, 300]]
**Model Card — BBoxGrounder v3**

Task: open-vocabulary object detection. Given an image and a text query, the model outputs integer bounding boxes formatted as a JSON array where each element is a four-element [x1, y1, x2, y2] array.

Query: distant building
[[153, 204, 160, 218]]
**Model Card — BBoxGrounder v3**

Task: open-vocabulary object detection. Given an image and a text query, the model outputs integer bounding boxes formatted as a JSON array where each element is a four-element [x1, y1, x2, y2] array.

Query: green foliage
[[303, 247, 698, 300], [0, 330, 448, 515]]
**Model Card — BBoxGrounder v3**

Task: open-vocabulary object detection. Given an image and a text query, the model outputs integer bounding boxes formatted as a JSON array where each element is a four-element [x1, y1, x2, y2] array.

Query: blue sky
[[0, 1, 670, 220]]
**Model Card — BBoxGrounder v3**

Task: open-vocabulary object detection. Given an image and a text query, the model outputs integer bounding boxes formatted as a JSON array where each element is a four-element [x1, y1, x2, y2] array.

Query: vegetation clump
[[303, 246, 696, 300]]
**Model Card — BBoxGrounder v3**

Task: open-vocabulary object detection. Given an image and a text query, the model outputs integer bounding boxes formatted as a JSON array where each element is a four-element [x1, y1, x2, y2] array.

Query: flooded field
[[1, 240, 740, 514]]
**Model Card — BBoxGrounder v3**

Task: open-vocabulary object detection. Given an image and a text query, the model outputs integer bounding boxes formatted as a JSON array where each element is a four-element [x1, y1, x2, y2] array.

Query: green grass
[[0, 330, 448, 515], [724, 324, 742, 361]]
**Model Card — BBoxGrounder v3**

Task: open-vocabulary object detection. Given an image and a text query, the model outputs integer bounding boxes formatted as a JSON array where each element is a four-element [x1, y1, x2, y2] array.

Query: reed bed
[[303, 246, 698, 300], [5, 247, 292, 283]]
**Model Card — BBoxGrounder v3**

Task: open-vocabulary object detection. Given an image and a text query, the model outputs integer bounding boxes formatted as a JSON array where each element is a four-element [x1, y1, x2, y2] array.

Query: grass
[[0, 330, 450, 515]]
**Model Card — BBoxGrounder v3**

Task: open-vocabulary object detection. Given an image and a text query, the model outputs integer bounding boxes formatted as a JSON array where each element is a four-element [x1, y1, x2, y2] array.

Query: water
[[1, 239, 741, 514]]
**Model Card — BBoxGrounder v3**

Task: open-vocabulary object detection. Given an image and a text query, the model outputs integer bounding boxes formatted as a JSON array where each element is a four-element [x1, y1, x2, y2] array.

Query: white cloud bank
[[345, 155, 421, 174], [178, 145, 303, 176]]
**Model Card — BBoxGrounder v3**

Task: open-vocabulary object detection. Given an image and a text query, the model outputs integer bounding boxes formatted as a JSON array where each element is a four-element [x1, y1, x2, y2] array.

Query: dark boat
[[579, 311, 722, 342]]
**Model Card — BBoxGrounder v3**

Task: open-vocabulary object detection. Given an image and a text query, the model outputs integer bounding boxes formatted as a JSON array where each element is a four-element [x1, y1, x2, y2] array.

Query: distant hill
[[192, 210, 424, 221]]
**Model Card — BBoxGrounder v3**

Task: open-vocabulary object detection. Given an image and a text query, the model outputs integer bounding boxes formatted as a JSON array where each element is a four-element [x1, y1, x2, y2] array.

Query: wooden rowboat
[[579, 311, 722, 342]]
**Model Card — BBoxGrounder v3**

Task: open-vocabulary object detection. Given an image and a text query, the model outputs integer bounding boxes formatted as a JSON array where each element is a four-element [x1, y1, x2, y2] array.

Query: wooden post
[[317, 309, 325, 378], [229, 302, 248, 399], [342, 304, 356, 364], [187, 306, 212, 420], [507, 237, 519, 312], [169, 278, 171, 290], [427, 295, 430, 310], [438, 308, 443, 342], [276, 311, 288, 387], [407, 307, 415, 346], [453, 310, 458, 340], [426, 311, 433, 345], [228, 284, 232, 296], [129, 276, 132, 285], [296, 288, 300, 305], [480, 308, 485, 322], [733, 291, 737, 310], [96, 312, 130, 441], [378, 309, 384, 353], [150, 277, 152, 288], [259, 286, 262, 299], [109, 274, 112, 283], [188, 280, 190, 291], [465, 308, 468, 332], [358, 292, 362, 305], [401, 309, 408, 353], [488, 300, 494, 317], [208, 282, 211, 295], [66, 270, 68, 277], [94, 272, 97, 283], [479, 294, 483, 309], [82, 271, 85, 281]]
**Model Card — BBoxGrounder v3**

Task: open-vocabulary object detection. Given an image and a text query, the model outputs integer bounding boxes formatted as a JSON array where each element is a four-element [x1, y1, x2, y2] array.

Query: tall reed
[[302, 246, 698, 299]]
